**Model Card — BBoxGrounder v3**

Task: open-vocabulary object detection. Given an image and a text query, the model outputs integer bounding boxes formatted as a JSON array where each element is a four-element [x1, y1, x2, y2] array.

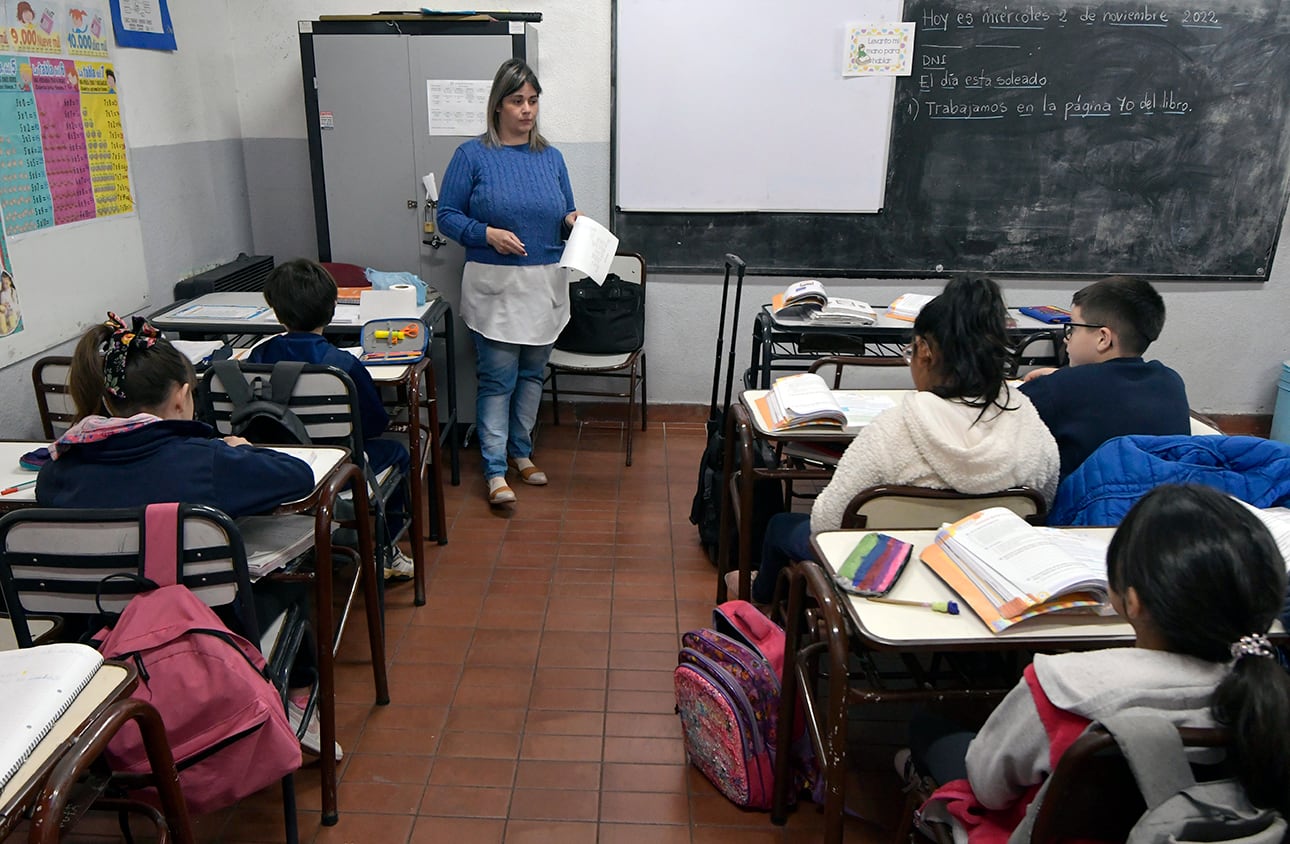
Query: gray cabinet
[[300, 18, 538, 423]]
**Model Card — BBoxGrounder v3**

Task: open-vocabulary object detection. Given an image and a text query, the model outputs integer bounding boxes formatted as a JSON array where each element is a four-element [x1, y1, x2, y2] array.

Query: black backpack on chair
[[209, 360, 313, 446]]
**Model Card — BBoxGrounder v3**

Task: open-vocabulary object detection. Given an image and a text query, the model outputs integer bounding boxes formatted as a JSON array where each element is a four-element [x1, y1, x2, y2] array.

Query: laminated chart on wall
[[0, 0, 129, 235]]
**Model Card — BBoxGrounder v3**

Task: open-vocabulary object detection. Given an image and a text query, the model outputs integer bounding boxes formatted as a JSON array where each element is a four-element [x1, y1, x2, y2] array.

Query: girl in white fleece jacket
[[916, 484, 1290, 843], [751, 276, 1059, 604]]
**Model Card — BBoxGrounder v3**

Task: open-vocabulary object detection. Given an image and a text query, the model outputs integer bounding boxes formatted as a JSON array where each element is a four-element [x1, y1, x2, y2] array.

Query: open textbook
[[771, 280, 876, 325], [751, 373, 897, 434], [0, 643, 104, 792], [921, 507, 1112, 632]]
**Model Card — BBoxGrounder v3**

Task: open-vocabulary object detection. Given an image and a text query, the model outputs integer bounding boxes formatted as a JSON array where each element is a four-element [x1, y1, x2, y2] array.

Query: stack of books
[[752, 373, 896, 434], [887, 293, 934, 322], [920, 508, 1111, 631], [771, 280, 876, 325]]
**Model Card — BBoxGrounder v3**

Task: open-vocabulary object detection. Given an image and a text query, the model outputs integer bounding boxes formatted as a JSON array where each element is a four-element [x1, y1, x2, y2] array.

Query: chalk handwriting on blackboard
[[614, 0, 1290, 279]]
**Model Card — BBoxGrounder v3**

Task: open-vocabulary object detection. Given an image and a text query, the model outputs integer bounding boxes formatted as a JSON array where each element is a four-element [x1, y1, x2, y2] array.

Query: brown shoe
[[507, 457, 548, 485], [488, 478, 516, 505]]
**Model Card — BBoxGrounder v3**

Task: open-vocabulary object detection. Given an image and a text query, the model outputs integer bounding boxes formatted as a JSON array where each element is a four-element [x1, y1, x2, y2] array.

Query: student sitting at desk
[[36, 314, 343, 761], [913, 485, 1290, 841], [1019, 276, 1189, 479], [742, 276, 1059, 606], [248, 258, 414, 582]]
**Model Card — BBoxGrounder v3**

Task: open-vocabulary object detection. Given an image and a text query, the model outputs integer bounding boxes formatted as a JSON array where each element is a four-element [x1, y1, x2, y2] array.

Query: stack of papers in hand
[[887, 293, 935, 322], [754, 373, 896, 433], [921, 507, 1111, 631]]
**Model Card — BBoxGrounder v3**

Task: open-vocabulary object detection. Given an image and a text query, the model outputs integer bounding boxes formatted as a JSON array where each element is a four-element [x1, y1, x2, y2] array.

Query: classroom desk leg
[[31, 698, 195, 844], [421, 361, 449, 547], [313, 465, 390, 826], [440, 306, 461, 486], [406, 363, 429, 607]]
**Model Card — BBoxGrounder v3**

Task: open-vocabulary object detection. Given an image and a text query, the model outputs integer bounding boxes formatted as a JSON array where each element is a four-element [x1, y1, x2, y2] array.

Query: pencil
[[866, 596, 959, 615], [0, 478, 38, 495]]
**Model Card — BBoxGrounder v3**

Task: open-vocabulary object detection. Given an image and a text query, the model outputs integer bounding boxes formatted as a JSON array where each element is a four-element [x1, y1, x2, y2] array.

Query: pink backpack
[[674, 600, 820, 810], [96, 504, 301, 814]]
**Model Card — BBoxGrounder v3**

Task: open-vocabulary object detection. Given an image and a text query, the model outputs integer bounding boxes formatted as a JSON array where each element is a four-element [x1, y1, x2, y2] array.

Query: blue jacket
[[248, 333, 389, 442], [1019, 357, 1190, 479], [36, 419, 315, 519], [1049, 435, 1290, 526]]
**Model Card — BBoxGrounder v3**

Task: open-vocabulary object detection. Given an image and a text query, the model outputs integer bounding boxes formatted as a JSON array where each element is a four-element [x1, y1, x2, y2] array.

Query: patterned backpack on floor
[[673, 600, 819, 810]]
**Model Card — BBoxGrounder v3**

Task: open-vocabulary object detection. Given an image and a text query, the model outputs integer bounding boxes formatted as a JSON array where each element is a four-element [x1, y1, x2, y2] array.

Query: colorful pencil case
[[359, 318, 428, 365], [832, 533, 914, 597], [1018, 306, 1072, 324]]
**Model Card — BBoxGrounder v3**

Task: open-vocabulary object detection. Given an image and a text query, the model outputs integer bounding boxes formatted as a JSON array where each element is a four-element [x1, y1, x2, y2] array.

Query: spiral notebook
[[0, 643, 104, 792]]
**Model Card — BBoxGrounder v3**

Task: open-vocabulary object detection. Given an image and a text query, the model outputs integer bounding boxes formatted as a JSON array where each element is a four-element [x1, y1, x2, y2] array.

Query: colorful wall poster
[[6, 0, 64, 55], [0, 54, 54, 233], [65, 3, 106, 56], [108, 0, 172, 51], [76, 59, 126, 214], [31, 55, 92, 224], [842, 22, 915, 77], [0, 214, 21, 337]]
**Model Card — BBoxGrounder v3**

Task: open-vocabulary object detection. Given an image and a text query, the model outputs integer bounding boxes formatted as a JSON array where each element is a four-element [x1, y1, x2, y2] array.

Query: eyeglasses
[[1062, 322, 1105, 340], [901, 342, 916, 364]]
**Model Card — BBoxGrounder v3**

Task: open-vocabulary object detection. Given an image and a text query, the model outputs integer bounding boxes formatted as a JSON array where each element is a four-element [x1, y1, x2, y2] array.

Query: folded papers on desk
[[753, 373, 897, 433], [921, 507, 1111, 632], [236, 514, 317, 577]]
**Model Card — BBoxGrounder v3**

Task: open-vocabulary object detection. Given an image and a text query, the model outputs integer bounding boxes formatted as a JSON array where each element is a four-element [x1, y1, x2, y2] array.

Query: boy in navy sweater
[[1019, 276, 1190, 479], [249, 259, 414, 581]]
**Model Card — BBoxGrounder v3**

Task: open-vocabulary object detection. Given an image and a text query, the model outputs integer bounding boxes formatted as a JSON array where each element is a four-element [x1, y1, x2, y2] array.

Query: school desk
[[749, 305, 1064, 389], [716, 390, 909, 604], [0, 440, 388, 828], [150, 292, 461, 487], [0, 662, 196, 844], [776, 529, 1287, 843]]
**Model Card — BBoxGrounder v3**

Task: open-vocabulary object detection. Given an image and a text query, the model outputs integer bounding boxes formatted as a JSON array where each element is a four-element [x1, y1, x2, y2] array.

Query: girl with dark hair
[[438, 58, 581, 506], [37, 313, 314, 518], [916, 484, 1290, 840], [36, 313, 343, 761], [741, 276, 1059, 605]]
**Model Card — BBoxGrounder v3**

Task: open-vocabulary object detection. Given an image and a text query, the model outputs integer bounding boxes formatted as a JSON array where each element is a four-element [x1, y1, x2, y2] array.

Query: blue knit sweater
[[437, 138, 575, 266]]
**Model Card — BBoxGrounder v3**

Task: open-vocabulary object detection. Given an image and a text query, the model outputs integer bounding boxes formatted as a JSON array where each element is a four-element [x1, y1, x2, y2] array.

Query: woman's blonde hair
[[483, 58, 547, 151]]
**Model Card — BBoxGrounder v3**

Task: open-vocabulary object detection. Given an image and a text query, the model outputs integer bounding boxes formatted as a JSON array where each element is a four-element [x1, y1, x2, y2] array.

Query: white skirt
[[460, 262, 570, 346]]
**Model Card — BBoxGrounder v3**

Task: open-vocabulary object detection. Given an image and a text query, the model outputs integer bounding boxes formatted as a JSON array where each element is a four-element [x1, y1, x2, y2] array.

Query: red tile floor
[[61, 421, 903, 843]]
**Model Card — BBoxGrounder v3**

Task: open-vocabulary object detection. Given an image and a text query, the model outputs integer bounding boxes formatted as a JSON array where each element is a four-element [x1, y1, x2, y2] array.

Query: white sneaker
[[384, 549, 415, 582], [287, 697, 343, 762]]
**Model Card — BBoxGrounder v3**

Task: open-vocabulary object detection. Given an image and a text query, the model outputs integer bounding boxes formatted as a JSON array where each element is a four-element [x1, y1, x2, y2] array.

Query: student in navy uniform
[[1020, 276, 1189, 479], [37, 313, 343, 762], [38, 313, 314, 516], [248, 258, 414, 582]]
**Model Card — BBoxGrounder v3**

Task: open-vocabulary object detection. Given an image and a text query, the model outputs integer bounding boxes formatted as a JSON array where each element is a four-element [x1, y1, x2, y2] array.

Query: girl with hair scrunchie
[[912, 484, 1290, 841]]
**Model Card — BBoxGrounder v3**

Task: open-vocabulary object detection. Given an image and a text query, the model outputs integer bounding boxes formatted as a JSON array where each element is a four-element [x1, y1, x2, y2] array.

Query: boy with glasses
[[1019, 276, 1189, 479]]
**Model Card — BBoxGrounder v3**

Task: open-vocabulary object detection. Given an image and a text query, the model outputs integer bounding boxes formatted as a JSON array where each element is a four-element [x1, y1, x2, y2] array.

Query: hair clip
[[1230, 633, 1275, 661]]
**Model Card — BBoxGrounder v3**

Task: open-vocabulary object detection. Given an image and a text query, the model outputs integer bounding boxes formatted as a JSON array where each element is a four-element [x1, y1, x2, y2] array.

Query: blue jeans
[[754, 512, 815, 603], [471, 330, 553, 480]]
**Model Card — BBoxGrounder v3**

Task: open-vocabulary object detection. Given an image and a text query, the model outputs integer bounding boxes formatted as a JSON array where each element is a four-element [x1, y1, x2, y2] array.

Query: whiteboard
[[615, 0, 904, 213]]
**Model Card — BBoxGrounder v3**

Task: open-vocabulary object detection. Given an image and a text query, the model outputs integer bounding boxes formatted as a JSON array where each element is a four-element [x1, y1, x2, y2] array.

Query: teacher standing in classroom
[[438, 58, 580, 507]]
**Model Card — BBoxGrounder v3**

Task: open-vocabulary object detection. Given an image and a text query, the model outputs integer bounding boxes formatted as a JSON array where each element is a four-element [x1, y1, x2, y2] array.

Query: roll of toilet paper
[[360, 285, 419, 321]]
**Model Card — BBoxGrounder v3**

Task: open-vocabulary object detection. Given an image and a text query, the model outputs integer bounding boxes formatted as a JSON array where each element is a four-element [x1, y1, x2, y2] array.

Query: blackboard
[[611, 0, 1290, 280]]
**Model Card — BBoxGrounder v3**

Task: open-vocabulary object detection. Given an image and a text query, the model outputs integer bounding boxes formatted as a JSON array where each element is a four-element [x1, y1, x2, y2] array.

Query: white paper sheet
[[559, 216, 619, 285], [427, 79, 491, 136]]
